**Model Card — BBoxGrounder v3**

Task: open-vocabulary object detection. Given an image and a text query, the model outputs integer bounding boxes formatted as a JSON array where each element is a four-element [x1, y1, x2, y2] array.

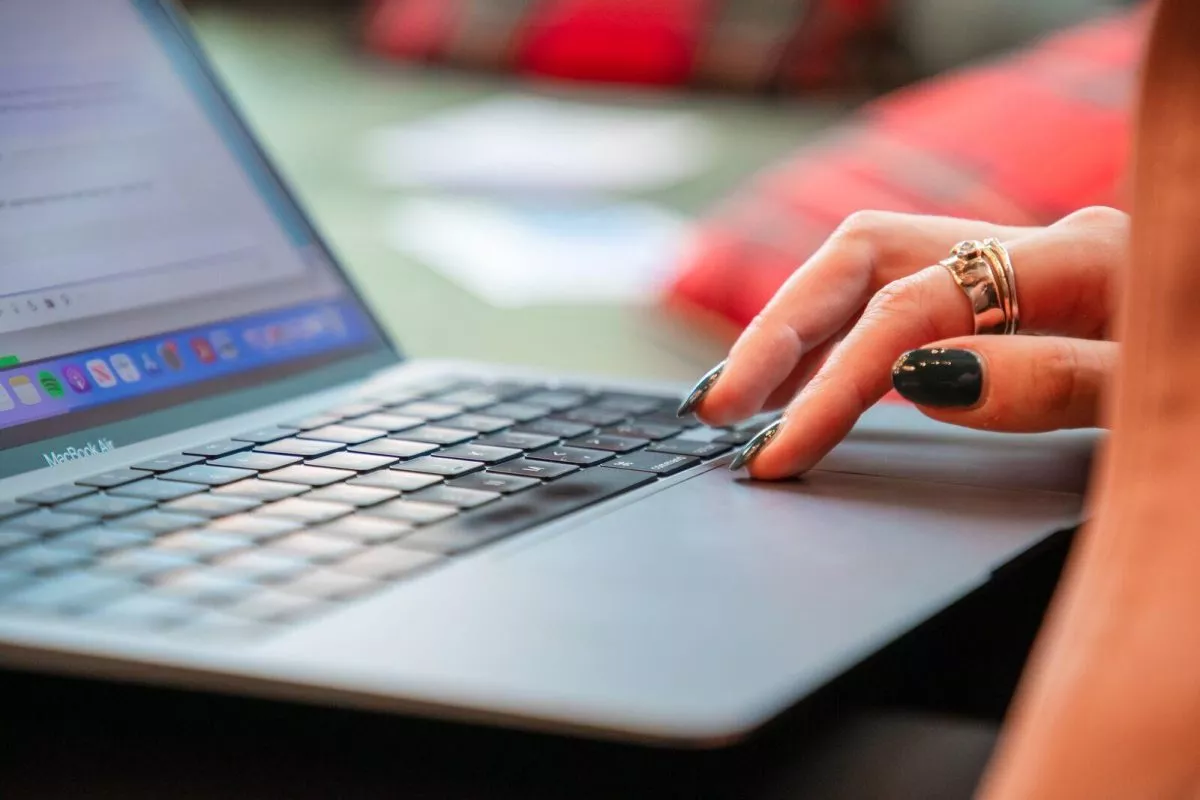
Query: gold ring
[[981, 237, 1020, 334], [939, 239, 1019, 335]]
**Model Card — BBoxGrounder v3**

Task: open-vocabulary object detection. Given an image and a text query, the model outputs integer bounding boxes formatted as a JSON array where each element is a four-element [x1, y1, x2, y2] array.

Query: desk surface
[[186, 4, 848, 382]]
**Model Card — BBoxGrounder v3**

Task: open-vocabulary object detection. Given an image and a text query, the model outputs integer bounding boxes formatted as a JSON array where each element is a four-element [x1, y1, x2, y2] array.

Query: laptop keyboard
[[0, 378, 758, 639]]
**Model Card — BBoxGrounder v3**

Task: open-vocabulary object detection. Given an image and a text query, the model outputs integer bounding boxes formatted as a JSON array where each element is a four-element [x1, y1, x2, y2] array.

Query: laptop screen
[[0, 0, 390, 450]]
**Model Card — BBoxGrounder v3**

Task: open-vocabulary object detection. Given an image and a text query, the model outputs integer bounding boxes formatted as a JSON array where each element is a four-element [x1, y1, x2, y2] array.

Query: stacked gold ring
[[938, 239, 1020, 335]]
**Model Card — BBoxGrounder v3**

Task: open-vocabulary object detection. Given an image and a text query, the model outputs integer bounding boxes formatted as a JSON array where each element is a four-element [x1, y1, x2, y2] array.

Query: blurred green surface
[[187, 6, 848, 381]]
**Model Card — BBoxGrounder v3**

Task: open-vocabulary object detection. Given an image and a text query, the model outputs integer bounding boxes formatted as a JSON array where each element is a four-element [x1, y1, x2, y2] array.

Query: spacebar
[[398, 467, 657, 555]]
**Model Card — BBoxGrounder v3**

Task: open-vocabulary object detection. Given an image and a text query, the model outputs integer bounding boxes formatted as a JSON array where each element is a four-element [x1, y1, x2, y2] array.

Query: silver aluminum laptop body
[[0, 0, 1090, 746]]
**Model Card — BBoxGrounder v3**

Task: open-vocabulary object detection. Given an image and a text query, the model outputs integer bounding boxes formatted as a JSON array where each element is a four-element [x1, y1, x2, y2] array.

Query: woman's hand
[[678, 206, 1128, 479]]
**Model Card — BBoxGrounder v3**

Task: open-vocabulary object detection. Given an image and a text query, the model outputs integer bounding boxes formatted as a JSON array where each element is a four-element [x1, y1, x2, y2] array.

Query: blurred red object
[[516, 0, 704, 86], [363, 0, 895, 90], [665, 6, 1146, 336]]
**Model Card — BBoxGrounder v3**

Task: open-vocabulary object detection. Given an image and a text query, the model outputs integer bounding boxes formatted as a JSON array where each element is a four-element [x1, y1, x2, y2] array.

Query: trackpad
[[477, 468, 1081, 734]]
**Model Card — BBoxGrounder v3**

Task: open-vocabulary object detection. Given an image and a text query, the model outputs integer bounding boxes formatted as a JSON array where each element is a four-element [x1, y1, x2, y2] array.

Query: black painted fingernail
[[676, 360, 726, 417], [892, 348, 983, 408], [729, 417, 784, 471]]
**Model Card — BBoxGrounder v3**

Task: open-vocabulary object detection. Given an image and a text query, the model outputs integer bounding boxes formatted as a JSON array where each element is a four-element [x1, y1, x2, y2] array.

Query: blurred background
[[179, 0, 1141, 384]]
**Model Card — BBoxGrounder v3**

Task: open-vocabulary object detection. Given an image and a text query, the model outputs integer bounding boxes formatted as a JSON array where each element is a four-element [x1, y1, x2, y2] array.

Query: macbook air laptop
[[0, 0, 1093, 746]]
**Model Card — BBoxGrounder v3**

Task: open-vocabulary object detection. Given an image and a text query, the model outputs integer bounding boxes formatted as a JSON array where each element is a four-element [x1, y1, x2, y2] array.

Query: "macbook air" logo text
[[42, 438, 115, 467]]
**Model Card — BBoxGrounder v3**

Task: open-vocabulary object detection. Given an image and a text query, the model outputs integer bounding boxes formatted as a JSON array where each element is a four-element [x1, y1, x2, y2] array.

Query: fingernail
[[729, 417, 784, 471], [892, 348, 982, 408], [676, 360, 726, 417]]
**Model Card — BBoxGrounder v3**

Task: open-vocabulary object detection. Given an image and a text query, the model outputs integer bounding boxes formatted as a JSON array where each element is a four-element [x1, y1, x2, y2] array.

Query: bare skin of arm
[[981, 2, 1200, 795]]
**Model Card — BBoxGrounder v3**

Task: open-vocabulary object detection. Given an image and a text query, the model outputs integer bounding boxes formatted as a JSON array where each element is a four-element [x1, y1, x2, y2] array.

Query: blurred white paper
[[385, 198, 690, 307], [366, 96, 714, 194]]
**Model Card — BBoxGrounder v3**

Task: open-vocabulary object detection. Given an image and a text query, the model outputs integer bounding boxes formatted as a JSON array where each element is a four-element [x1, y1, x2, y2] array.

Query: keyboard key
[[437, 444, 522, 464], [605, 451, 701, 476], [182, 440, 253, 459], [332, 546, 441, 580], [594, 393, 670, 415], [394, 426, 474, 446], [519, 390, 589, 411], [401, 467, 656, 555], [327, 401, 383, 419], [258, 498, 354, 524], [261, 465, 355, 487], [447, 473, 540, 494], [277, 569, 377, 600], [395, 457, 482, 478], [46, 526, 153, 553], [287, 413, 341, 430], [350, 471, 442, 493], [306, 452, 397, 472], [715, 429, 762, 445], [348, 413, 423, 433], [428, 388, 505, 409], [479, 402, 548, 423], [487, 459, 579, 480], [0, 501, 32, 520], [0, 569, 31, 596], [367, 500, 458, 525], [58, 494, 156, 519], [460, 381, 537, 400], [97, 549, 200, 578], [389, 401, 463, 421], [77, 468, 147, 489], [164, 494, 262, 518], [306, 484, 399, 508], [255, 438, 344, 458], [130, 454, 205, 474], [17, 484, 96, 505], [224, 590, 325, 623], [605, 422, 683, 441], [512, 419, 594, 439], [91, 594, 201, 627], [440, 413, 512, 434], [213, 550, 311, 582], [647, 439, 733, 459], [297, 425, 383, 445], [6, 509, 94, 534], [232, 425, 299, 444], [315, 516, 413, 545], [207, 514, 303, 541], [152, 569, 258, 603], [410, 485, 501, 509], [557, 406, 628, 427], [212, 478, 308, 501], [0, 544, 90, 575], [208, 452, 301, 472], [109, 479, 206, 502], [161, 465, 257, 487], [154, 531, 250, 559], [565, 434, 649, 453], [3, 573, 136, 613], [0, 530, 37, 551], [473, 432, 559, 451], [119, 510, 208, 534], [348, 438, 437, 460], [640, 411, 701, 428], [267, 532, 363, 562], [527, 446, 613, 466], [363, 386, 423, 406]]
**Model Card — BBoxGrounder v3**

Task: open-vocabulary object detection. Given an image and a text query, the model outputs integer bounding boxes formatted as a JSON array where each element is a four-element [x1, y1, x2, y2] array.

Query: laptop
[[0, 0, 1093, 746]]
